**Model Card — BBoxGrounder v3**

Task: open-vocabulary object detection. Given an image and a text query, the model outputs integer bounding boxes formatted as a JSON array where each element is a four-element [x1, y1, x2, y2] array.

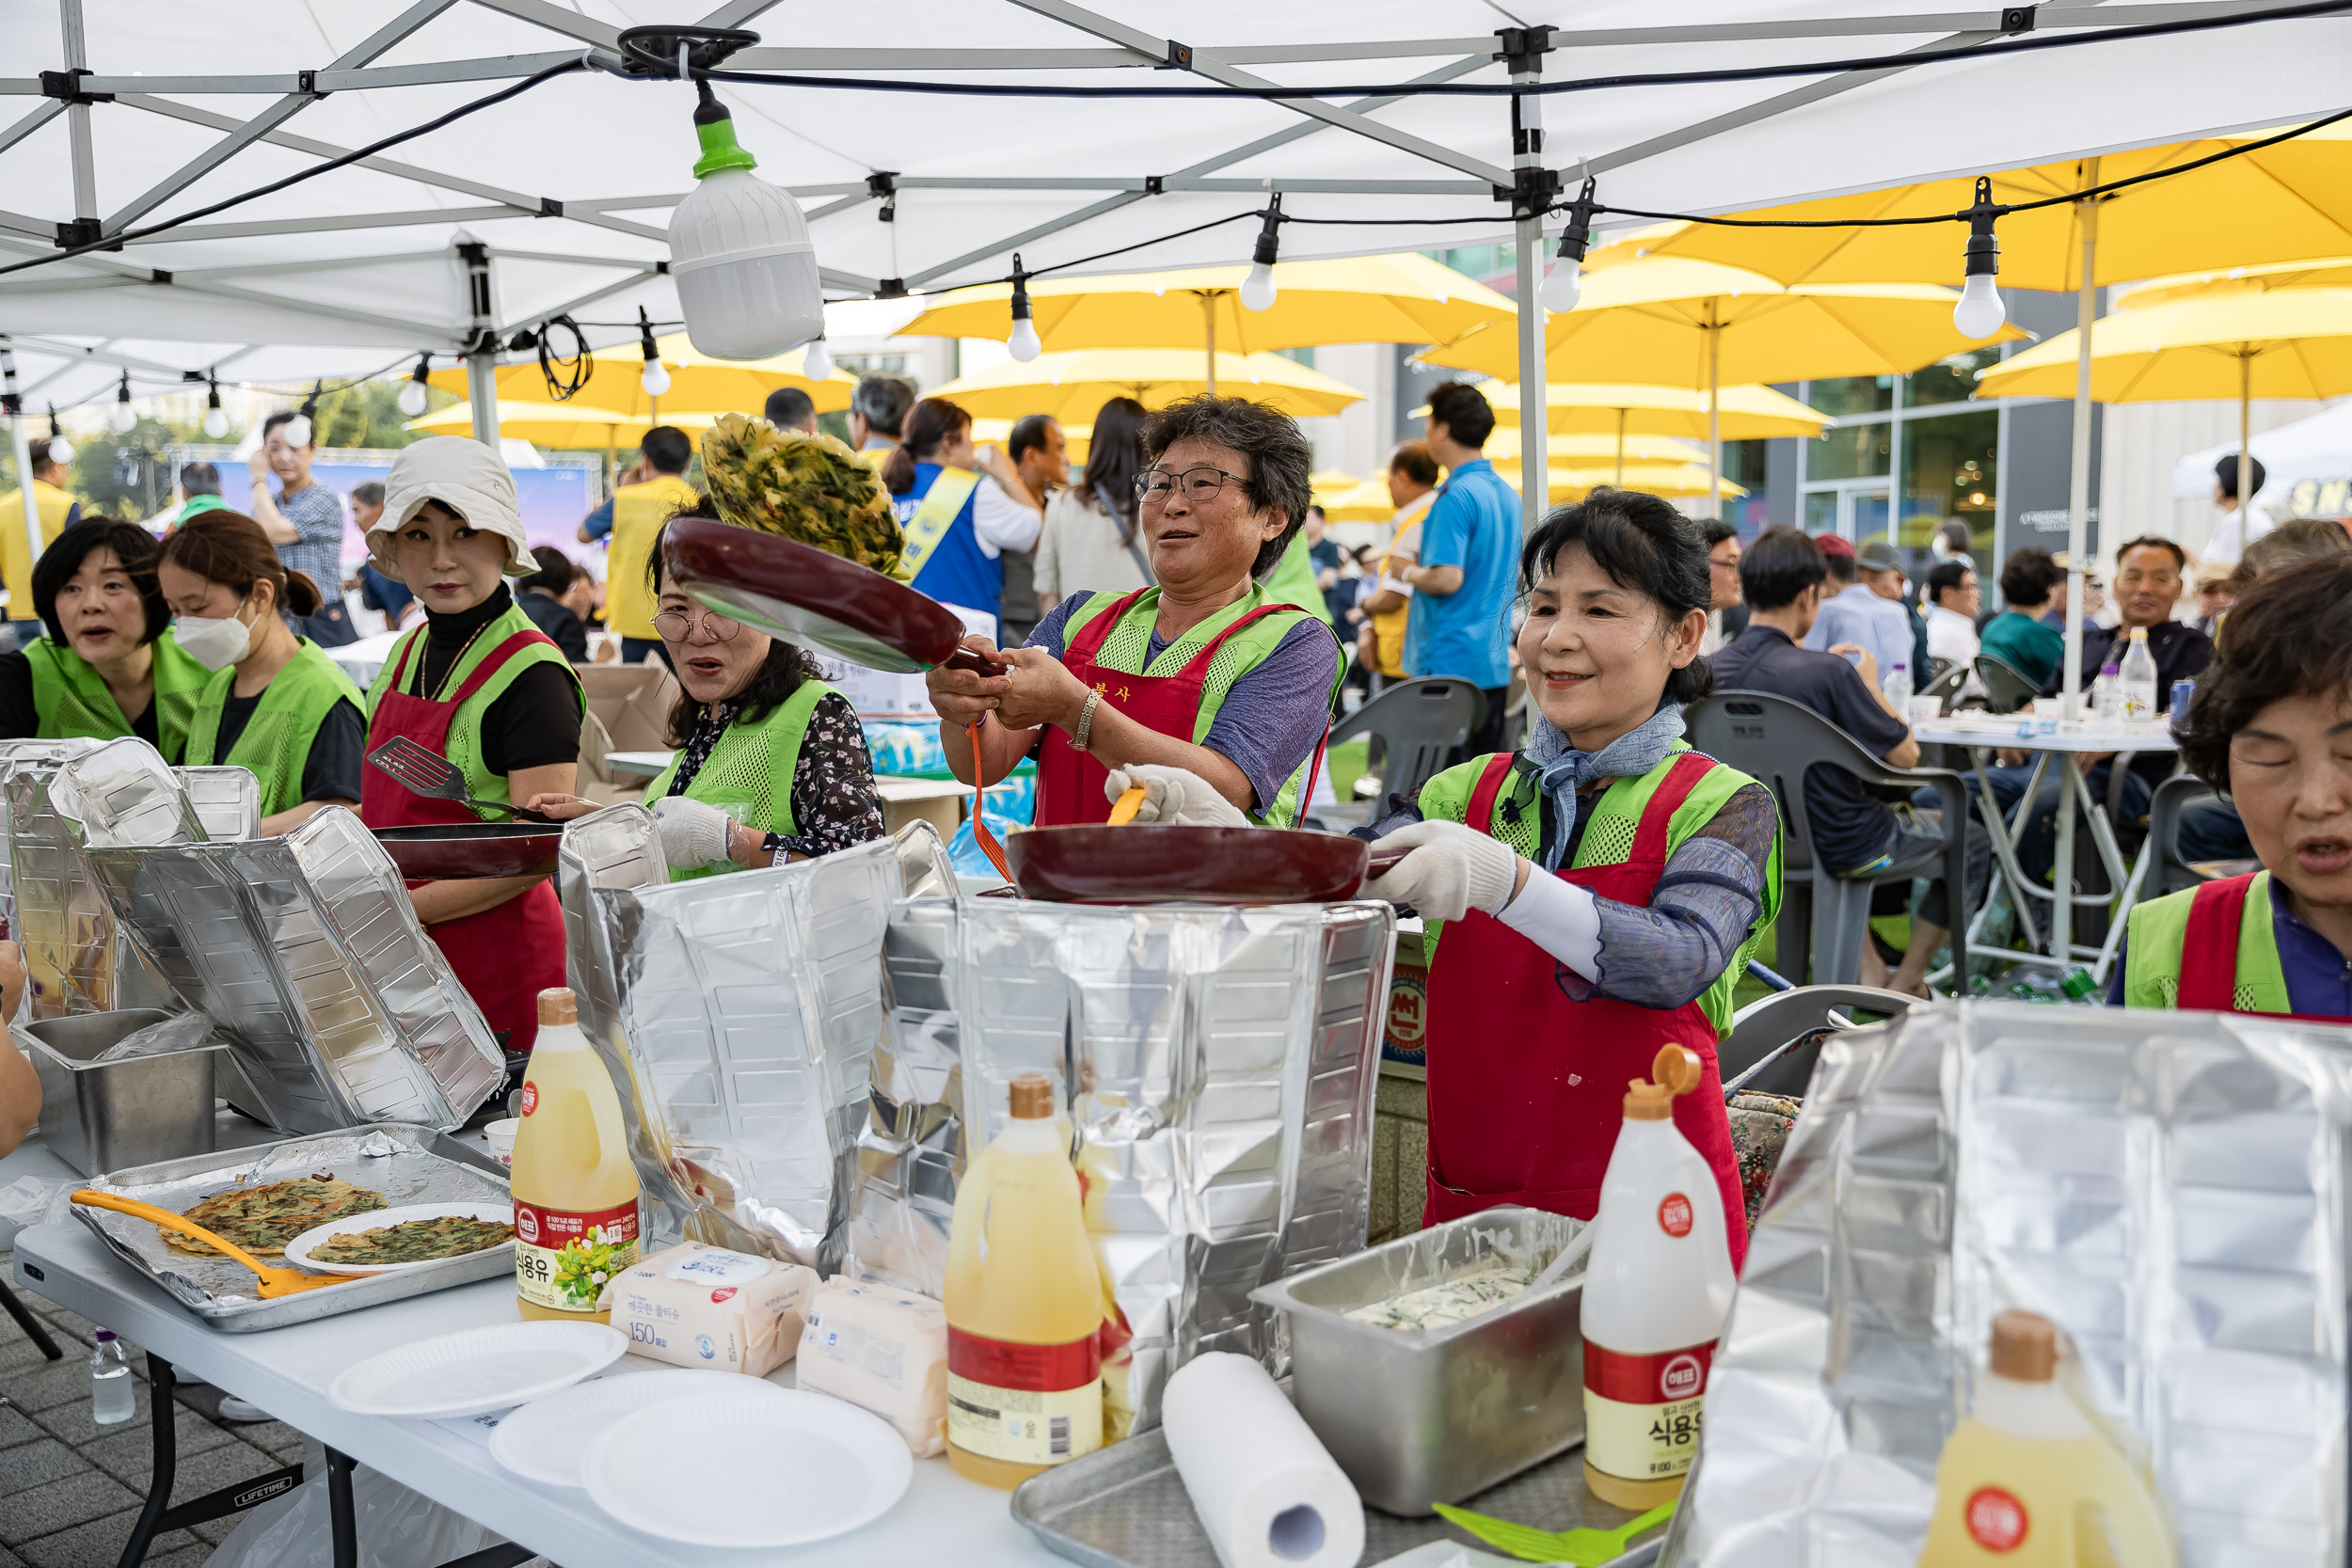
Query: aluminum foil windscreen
[[559, 809, 902, 1273], [1666, 1001, 2351, 1568], [888, 897, 1393, 1433], [0, 736, 103, 942]]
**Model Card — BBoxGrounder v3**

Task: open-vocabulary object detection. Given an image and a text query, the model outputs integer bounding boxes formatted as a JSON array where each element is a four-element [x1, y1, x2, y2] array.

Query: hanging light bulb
[[1007, 255, 1042, 362], [637, 309, 672, 397], [109, 372, 136, 435], [669, 71, 822, 358], [396, 355, 432, 418], [45, 406, 72, 467], [282, 381, 320, 449], [1953, 176, 2009, 340], [1240, 195, 1282, 313], [201, 378, 230, 439], [1539, 177, 1599, 314], [800, 335, 832, 380]]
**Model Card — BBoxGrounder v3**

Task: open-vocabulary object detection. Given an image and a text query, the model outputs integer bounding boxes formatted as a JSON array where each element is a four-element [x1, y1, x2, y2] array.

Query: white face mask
[[173, 595, 255, 672]]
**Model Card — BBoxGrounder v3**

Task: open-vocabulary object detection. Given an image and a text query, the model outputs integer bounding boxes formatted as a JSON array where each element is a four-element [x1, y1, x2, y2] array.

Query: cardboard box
[[577, 662, 681, 753]]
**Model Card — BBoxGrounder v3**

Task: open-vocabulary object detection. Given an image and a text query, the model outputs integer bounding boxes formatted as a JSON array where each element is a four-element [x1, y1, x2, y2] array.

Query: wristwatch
[[1072, 689, 1103, 752]]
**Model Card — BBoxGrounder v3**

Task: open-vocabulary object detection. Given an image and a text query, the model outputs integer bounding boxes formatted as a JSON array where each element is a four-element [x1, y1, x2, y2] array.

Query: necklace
[[418, 614, 496, 704]]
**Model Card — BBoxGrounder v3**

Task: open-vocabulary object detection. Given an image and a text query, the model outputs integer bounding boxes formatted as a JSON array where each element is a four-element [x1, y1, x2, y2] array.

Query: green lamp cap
[[693, 116, 757, 179]]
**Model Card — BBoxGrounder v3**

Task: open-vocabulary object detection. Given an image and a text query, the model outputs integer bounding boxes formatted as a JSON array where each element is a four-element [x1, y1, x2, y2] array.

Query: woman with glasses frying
[[926, 396, 1343, 830], [528, 498, 886, 879]]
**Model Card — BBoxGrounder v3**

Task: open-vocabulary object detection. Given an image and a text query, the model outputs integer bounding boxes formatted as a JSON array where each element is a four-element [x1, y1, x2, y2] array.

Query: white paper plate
[[581, 1387, 913, 1547], [328, 1322, 627, 1419], [490, 1368, 785, 1489], [283, 1202, 516, 1276]]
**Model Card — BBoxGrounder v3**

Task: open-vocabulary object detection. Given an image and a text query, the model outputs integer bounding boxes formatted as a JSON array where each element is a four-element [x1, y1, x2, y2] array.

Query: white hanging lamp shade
[[670, 87, 822, 360]]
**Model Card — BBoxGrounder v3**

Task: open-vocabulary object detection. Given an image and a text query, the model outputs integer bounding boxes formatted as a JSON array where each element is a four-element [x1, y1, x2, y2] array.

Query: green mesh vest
[[1412, 743, 1783, 1039], [23, 632, 211, 763], [2122, 872, 2291, 1013], [184, 640, 367, 817], [644, 678, 835, 881], [364, 603, 582, 811], [1062, 585, 1343, 828]]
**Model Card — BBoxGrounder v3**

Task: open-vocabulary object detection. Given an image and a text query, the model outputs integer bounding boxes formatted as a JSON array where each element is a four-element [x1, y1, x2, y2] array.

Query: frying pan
[[1008, 825, 1406, 905], [373, 823, 565, 880]]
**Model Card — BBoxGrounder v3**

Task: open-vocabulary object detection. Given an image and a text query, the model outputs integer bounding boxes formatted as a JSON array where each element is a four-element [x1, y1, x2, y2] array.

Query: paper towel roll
[[1162, 1353, 1365, 1568]]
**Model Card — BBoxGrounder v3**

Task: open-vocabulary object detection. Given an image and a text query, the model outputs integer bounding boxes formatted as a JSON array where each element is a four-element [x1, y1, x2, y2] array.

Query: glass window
[[1804, 491, 1839, 534], [1899, 409, 1999, 549], [1806, 422, 1893, 482], [1720, 439, 1768, 489], [1805, 376, 1894, 417], [1273, 347, 1316, 370], [1904, 348, 2003, 409]]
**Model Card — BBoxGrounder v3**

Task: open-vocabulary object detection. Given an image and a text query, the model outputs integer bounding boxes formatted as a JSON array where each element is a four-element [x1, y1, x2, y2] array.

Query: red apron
[[1422, 751, 1748, 1272], [2175, 872, 2352, 1025], [360, 628, 567, 1052], [1033, 589, 1310, 828]]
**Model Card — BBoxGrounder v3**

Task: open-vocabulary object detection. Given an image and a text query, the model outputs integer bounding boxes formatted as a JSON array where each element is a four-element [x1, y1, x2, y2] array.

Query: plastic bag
[[204, 1463, 504, 1568]]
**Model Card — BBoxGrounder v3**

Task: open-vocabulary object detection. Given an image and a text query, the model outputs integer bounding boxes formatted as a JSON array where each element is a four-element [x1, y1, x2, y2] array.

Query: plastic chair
[[1686, 690, 1973, 990], [2144, 773, 2225, 899], [1717, 983, 1923, 1098], [1311, 676, 1484, 829], [1974, 653, 2040, 714], [1917, 660, 1968, 714]]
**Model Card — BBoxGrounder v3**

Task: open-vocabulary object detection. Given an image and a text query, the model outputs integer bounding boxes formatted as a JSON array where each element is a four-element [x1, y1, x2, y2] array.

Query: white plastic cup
[[2031, 698, 2062, 719], [1908, 696, 1944, 725], [482, 1117, 519, 1168]]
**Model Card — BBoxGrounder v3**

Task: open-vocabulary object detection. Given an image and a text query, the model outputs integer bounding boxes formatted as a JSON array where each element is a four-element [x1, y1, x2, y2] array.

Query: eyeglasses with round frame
[[1135, 466, 1250, 506], [651, 605, 741, 642]]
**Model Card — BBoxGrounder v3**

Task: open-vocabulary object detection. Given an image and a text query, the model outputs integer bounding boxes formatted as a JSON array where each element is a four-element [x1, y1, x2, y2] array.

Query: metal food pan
[[22, 1008, 228, 1177], [1251, 1207, 1588, 1515], [1011, 1422, 1661, 1568], [69, 1122, 512, 1331]]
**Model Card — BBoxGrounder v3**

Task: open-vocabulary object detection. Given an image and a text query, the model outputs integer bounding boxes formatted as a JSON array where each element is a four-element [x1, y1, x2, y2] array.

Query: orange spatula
[[1108, 786, 1147, 826], [72, 1190, 351, 1297]]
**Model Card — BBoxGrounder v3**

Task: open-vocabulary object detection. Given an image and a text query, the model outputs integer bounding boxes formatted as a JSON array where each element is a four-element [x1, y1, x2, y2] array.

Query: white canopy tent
[[3, 0, 2349, 527]]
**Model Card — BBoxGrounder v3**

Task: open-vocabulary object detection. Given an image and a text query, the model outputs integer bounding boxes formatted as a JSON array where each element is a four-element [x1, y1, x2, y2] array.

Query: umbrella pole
[[1707, 315, 1723, 522], [2238, 352, 2254, 545], [1615, 407, 1627, 486], [1515, 213, 1545, 530], [1202, 293, 1216, 395], [2060, 163, 2100, 724]]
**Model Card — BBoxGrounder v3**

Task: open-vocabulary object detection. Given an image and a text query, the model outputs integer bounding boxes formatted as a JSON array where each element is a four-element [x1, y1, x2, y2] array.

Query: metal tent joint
[[2000, 7, 2039, 34], [1494, 164, 1563, 222], [38, 69, 112, 105], [1163, 40, 1195, 71], [612, 25, 761, 79], [1494, 26, 1556, 70]]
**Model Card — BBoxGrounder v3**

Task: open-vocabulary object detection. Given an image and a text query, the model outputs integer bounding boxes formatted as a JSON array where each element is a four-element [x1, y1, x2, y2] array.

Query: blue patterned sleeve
[[1562, 783, 1776, 1011]]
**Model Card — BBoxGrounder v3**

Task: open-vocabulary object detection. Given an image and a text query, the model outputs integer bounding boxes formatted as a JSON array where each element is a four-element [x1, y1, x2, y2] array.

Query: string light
[[1953, 177, 2009, 339], [107, 372, 136, 435], [1007, 254, 1041, 361], [397, 355, 432, 418], [45, 406, 72, 467], [1240, 197, 1282, 312], [202, 378, 230, 438], [1539, 178, 1598, 313], [638, 307, 672, 398], [801, 336, 832, 379], [283, 381, 320, 448]]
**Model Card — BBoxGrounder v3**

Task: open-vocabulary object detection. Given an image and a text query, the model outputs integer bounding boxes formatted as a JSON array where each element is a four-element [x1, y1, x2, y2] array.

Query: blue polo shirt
[[1402, 457, 1516, 689]]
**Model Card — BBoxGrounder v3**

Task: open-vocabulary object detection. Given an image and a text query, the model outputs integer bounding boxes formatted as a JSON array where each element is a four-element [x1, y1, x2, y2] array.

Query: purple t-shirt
[[1026, 594, 1337, 814]]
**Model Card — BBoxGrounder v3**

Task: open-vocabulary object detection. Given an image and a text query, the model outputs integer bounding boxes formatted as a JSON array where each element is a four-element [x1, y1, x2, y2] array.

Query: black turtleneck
[[399, 584, 583, 775]]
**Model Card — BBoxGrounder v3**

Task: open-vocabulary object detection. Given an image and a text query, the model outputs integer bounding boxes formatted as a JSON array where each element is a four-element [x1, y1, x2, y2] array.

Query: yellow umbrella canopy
[[1594, 121, 2352, 290], [1502, 464, 1748, 502], [971, 418, 1091, 467], [927, 349, 1363, 423], [2117, 255, 2352, 310], [1316, 477, 1398, 524], [405, 399, 724, 448], [1414, 381, 1827, 440], [428, 333, 853, 421], [896, 253, 1515, 364], [1486, 430, 1706, 466]]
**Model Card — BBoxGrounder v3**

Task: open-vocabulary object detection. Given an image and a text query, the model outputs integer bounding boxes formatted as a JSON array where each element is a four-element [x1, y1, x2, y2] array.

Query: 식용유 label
[[514, 1197, 639, 1312], [946, 1327, 1103, 1466], [1582, 1338, 1716, 1482]]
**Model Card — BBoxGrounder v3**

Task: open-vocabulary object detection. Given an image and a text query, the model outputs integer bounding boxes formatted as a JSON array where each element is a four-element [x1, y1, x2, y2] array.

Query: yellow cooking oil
[[944, 1073, 1104, 1488], [510, 989, 640, 1324]]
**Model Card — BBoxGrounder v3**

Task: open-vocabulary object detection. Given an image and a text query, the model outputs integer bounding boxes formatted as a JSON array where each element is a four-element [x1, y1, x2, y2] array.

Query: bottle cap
[[1624, 1044, 1704, 1121], [536, 989, 578, 1026], [1988, 1309, 2058, 1382], [1008, 1072, 1057, 1119], [94, 1329, 115, 1342]]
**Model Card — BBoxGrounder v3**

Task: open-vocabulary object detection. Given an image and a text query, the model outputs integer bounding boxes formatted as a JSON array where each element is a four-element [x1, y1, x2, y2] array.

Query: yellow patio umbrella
[[1414, 381, 1828, 440], [1485, 429, 1707, 480], [1420, 256, 2020, 512], [2116, 255, 2352, 310], [971, 418, 1091, 467], [1310, 470, 1364, 508], [895, 254, 1514, 390], [927, 349, 1362, 423], [1502, 464, 1748, 503], [1974, 288, 2352, 536], [405, 399, 722, 449], [1316, 477, 1398, 524], [427, 334, 853, 423]]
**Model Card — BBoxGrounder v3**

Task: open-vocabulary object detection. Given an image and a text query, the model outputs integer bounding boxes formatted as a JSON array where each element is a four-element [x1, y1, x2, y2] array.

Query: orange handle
[[965, 722, 1013, 882], [72, 1189, 282, 1280], [1108, 786, 1146, 827]]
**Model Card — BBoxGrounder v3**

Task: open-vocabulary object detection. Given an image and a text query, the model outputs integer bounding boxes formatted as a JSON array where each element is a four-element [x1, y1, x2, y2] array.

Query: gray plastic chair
[[1974, 652, 2040, 714], [1686, 690, 1973, 990], [2144, 773, 2224, 899], [1311, 676, 1483, 828], [1717, 983, 1923, 1098], [1917, 660, 1968, 714]]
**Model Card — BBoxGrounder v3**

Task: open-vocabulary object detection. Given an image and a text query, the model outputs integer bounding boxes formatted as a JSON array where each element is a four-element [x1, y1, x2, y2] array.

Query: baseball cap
[[1814, 533, 1855, 559], [1856, 540, 1903, 572]]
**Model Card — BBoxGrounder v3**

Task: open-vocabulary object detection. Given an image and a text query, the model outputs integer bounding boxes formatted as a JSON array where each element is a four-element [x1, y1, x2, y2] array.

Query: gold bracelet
[[1072, 689, 1103, 752]]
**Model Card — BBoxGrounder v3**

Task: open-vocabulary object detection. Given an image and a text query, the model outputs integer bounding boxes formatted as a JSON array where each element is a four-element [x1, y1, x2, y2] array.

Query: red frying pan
[[661, 518, 1019, 874], [1006, 825, 1402, 904]]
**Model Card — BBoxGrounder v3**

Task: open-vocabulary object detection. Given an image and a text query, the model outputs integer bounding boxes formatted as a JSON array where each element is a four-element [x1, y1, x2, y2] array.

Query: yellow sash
[[900, 467, 981, 582]]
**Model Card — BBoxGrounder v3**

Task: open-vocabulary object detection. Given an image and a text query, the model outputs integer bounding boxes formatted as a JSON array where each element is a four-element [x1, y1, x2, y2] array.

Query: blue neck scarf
[[1522, 703, 1686, 871]]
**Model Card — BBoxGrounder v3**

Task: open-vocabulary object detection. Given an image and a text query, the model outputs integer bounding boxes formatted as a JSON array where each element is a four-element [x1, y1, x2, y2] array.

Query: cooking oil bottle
[[1918, 1310, 2174, 1567], [944, 1073, 1104, 1488], [510, 988, 640, 1323]]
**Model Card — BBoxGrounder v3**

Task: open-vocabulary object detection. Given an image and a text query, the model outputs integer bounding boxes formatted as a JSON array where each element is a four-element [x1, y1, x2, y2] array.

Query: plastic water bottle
[[2118, 627, 2158, 721], [2092, 663, 2122, 722], [89, 1330, 135, 1425], [1883, 661, 1913, 708]]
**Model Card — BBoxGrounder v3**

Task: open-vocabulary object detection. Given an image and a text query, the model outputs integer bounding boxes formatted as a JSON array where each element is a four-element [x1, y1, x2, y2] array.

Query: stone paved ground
[[0, 1251, 309, 1568]]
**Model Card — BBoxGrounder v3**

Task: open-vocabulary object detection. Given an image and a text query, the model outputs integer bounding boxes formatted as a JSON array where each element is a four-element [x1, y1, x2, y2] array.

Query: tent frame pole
[[1509, 45, 1546, 532], [2050, 160, 2101, 976], [4, 353, 44, 592], [2237, 351, 2253, 546]]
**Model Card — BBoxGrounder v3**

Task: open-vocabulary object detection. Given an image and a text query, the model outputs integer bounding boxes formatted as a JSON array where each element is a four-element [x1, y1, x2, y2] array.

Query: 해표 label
[[1582, 1338, 1715, 1483], [946, 1327, 1103, 1467], [514, 1197, 639, 1313], [1964, 1486, 2029, 1552]]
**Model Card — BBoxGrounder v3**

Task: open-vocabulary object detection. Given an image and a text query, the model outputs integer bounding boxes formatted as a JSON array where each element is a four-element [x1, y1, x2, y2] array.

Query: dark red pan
[[373, 824, 564, 880], [1007, 826, 1405, 905]]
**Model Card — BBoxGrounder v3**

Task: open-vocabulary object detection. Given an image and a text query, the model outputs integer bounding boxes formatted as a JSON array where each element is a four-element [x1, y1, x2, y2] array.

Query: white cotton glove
[[1104, 764, 1249, 829], [1363, 818, 1521, 923], [652, 795, 736, 868]]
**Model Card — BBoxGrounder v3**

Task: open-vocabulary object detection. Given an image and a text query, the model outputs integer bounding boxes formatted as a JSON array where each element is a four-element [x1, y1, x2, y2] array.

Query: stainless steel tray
[[1012, 1425, 1666, 1568], [70, 1122, 512, 1331]]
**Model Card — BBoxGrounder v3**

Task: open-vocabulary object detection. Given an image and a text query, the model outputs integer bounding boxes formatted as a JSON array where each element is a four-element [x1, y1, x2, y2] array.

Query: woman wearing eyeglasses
[[528, 502, 887, 878], [926, 396, 1343, 830]]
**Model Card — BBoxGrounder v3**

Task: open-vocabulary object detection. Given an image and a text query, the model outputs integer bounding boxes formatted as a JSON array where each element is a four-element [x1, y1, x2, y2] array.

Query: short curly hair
[[1141, 395, 1313, 577], [2176, 553, 2352, 792]]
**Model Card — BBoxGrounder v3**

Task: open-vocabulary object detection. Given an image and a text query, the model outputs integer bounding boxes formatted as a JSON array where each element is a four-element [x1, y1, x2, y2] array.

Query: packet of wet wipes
[[600, 1241, 818, 1377]]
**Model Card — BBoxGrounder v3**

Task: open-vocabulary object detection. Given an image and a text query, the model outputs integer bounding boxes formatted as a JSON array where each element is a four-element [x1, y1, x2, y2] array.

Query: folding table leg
[[328, 1448, 358, 1568], [114, 1355, 305, 1568], [0, 1277, 62, 1359]]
